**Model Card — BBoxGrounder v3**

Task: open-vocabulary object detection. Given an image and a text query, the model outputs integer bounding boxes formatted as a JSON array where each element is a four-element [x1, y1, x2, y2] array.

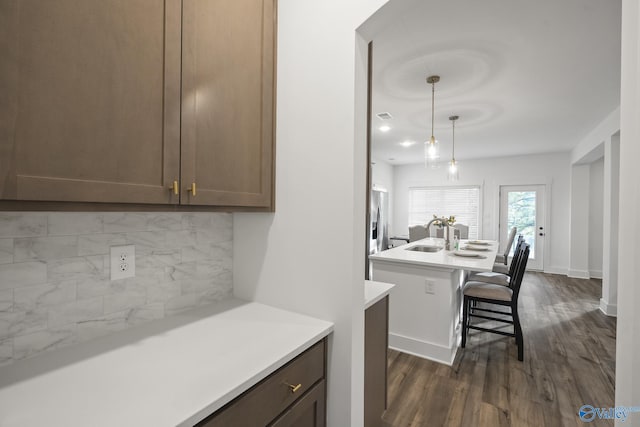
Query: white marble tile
[[166, 262, 197, 282], [0, 290, 12, 313], [103, 282, 146, 314], [76, 278, 111, 300], [124, 303, 165, 326], [164, 294, 198, 316], [47, 256, 104, 282], [14, 236, 78, 261], [13, 326, 76, 360], [0, 213, 47, 238], [147, 213, 183, 231], [146, 280, 181, 304], [182, 212, 212, 229], [0, 310, 47, 338], [48, 297, 104, 328], [195, 287, 233, 306], [78, 233, 127, 256], [164, 230, 198, 249], [123, 231, 167, 255], [0, 239, 13, 264], [0, 337, 12, 366], [0, 261, 47, 290], [48, 213, 103, 236], [76, 312, 128, 342], [103, 213, 148, 233], [13, 282, 76, 311], [181, 245, 211, 263]]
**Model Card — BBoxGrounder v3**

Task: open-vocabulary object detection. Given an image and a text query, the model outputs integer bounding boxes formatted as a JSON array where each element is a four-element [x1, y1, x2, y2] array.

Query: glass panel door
[[499, 185, 545, 270]]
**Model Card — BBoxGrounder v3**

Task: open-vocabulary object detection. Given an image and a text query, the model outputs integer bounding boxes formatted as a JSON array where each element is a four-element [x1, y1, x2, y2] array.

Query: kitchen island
[[369, 238, 498, 365]]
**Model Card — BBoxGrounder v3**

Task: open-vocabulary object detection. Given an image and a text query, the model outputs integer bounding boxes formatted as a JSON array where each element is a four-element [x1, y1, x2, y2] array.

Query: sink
[[406, 245, 442, 253]]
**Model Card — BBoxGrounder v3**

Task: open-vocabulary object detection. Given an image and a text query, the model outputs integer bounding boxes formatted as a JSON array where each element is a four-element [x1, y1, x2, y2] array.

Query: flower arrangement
[[432, 214, 456, 227]]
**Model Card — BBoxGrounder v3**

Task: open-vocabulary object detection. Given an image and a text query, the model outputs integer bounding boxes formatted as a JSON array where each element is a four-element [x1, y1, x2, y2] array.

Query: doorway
[[499, 185, 545, 270]]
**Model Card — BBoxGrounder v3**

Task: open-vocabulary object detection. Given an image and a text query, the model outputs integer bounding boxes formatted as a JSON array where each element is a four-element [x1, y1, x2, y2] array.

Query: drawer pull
[[284, 382, 302, 393]]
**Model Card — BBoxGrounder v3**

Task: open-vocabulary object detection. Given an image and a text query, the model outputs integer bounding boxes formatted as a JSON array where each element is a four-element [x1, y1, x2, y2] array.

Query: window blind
[[408, 186, 480, 239]]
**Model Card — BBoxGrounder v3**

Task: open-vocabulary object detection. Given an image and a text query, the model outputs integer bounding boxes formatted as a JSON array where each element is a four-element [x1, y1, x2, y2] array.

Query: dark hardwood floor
[[382, 272, 616, 427]]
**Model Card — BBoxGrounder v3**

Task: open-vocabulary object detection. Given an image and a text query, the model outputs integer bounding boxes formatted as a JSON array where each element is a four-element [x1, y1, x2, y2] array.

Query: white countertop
[[364, 280, 395, 309], [0, 299, 334, 427], [369, 238, 499, 272]]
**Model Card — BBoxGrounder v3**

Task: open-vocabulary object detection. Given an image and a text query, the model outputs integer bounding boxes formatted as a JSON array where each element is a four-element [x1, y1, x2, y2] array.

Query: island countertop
[[369, 238, 499, 272], [0, 299, 333, 427]]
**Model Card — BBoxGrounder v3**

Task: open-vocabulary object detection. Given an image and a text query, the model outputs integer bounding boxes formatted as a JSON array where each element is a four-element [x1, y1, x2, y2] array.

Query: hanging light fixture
[[448, 115, 459, 181], [425, 75, 440, 168]]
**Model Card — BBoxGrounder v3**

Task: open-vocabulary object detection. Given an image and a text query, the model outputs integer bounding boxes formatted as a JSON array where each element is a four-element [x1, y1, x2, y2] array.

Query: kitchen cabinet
[[364, 295, 389, 427], [196, 338, 327, 426], [0, 0, 275, 210]]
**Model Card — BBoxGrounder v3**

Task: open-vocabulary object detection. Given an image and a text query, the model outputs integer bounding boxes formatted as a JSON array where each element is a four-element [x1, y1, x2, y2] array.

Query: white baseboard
[[389, 333, 457, 366], [567, 269, 590, 279], [599, 299, 618, 317], [589, 270, 603, 279], [544, 266, 568, 275]]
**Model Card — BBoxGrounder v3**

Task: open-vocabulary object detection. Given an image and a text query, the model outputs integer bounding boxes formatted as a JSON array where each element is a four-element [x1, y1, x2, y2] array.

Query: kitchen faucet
[[424, 217, 454, 250]]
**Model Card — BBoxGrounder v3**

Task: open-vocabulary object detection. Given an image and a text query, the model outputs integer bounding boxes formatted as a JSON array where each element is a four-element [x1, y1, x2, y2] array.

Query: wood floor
[[382, 272, 616, 427]]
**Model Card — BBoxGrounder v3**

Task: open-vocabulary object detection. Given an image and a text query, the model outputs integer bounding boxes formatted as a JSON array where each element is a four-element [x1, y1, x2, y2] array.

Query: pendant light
[[425, 75, 440, 168], [448, 115, 459, 181]]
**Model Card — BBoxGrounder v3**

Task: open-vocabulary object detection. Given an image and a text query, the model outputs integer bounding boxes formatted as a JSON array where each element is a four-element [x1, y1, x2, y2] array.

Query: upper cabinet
[[0, 0, 276, 210], [181, 0, 275, 208]]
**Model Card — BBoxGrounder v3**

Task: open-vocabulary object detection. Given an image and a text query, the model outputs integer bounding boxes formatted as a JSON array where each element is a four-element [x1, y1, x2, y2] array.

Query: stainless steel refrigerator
[[369, 188, 389, 255]]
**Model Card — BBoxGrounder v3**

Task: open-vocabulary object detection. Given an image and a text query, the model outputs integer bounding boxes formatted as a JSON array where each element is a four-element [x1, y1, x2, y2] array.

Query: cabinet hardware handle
[[187, 182, 196, 196], [284, 382, 302, 393], [169, 180, 179, 195]]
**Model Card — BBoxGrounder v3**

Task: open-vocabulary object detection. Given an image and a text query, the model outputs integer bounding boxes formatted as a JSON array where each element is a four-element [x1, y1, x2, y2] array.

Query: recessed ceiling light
[[379, 125, 391, 132], [399, 140, 416, 147]]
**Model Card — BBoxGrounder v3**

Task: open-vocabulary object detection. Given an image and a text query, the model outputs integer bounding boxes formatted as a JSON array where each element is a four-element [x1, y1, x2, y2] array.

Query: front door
[[499, 185, 545, 270]]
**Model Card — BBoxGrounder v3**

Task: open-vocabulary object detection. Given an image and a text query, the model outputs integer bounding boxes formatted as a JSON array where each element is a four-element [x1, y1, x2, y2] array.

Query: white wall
[[232, 1, 387, 426], [616, 0, 640, 419], [588, 158, 604, 278], [392, 152, 571, 273]]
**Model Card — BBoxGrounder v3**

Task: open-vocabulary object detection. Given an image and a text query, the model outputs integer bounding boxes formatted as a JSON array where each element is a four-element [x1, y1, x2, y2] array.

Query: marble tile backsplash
[[0, 212, 233, 366]]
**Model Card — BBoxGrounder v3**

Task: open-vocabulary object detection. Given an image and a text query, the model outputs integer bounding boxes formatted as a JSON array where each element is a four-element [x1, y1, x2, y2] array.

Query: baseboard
[[599, 299, 618, 317], [589, 270, 603, 279], [389, 333, 457, 366], [544, 266, 568, 275], [567, 269, 590, 279]]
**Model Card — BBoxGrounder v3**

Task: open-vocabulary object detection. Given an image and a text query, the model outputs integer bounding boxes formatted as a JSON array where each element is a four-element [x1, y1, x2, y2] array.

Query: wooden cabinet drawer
[[197, 339, 326, 427]]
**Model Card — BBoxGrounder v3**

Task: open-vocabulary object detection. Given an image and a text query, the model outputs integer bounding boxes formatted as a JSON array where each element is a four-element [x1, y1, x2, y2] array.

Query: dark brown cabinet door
[[181, 0, 276, 208], [364, 296, 389, 427], [270, 381, 326, 427], [0, 0, 182, 204]]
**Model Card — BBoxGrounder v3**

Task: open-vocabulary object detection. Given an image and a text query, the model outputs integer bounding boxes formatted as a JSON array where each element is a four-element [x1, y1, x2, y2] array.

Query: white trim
[[567, 269, 590, 279], [589, 270, 603, 279], [389, 333, 457, 366], [544, 266, 568, 275], [599, 298, 618, 317]]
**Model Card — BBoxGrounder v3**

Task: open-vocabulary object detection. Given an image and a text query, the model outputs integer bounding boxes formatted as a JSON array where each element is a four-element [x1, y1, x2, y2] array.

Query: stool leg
[[462, 296, 469, 348], [513, 304, 524, 361]]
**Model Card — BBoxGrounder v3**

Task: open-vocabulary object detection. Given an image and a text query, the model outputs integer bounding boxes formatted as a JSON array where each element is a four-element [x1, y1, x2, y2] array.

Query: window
[[408, 186, 481, 239]]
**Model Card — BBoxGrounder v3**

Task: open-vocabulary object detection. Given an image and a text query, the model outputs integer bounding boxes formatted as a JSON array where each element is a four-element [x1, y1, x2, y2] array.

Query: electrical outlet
[[110, 245, 135, 280], [424, 279, 435, 295]]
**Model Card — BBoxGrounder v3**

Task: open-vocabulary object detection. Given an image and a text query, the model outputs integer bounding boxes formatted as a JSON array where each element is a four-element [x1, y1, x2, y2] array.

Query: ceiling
[[370, 0, 621, 165]]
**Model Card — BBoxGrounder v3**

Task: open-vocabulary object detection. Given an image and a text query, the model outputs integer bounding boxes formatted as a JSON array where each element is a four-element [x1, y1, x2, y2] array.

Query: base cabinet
[[364, 296, 389, 427], [196, 339, 327, 427]]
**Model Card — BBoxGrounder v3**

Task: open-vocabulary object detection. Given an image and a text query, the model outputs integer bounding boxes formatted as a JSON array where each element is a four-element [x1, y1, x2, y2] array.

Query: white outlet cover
[[110, 245, 135, 281]]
